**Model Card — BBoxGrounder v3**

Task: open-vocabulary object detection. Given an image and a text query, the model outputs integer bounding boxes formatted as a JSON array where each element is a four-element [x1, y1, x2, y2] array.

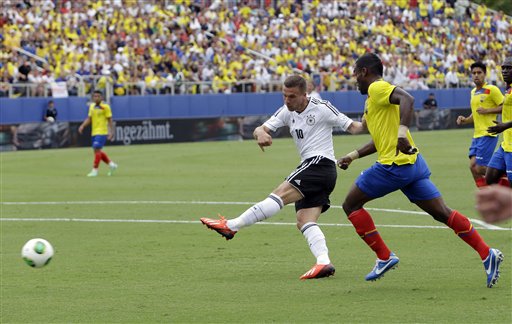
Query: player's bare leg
[[469, 156, 488, 187], [485, 166, 509, 187]]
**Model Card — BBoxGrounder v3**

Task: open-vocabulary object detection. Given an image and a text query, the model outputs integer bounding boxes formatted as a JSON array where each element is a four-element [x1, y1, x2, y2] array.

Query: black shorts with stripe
[[286, 156, 337, 213]]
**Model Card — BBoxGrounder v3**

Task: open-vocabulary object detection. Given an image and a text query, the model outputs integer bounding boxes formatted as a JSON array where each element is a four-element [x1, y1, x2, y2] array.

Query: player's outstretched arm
[[337, 140, 376, 170], [253, 125, 273, 152], [487, 120, 512, 135], [347, 120, 367, 134]]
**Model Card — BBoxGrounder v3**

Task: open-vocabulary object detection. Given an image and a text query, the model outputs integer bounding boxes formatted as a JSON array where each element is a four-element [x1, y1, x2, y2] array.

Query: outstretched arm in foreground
[[476, 185, 512, 223]]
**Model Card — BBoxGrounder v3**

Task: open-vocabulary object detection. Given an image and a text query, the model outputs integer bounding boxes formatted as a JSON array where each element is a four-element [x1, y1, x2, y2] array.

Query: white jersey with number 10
[[264, 97, 353, 163]]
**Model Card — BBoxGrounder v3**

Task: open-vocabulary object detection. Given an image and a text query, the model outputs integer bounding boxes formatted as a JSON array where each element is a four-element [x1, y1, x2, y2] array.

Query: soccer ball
[[21, 238, 54, 268], [46, 116, 55, 123]]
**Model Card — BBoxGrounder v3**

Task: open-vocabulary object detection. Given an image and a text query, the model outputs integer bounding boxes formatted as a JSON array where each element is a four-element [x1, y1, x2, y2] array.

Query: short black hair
[[93, 90, 103, 96], [284, 75, 307, 93], [355, 53, 384, 76], [470, 61, 486, 73]]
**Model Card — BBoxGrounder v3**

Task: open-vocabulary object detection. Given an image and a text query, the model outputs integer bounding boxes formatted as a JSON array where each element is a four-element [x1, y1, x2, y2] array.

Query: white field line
[[0, 217, 452, 230], [1, 200, 509, 231]]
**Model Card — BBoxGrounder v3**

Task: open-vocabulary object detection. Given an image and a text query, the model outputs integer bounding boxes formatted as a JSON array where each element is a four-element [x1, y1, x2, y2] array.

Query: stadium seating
[[0, 0, 510, 97]]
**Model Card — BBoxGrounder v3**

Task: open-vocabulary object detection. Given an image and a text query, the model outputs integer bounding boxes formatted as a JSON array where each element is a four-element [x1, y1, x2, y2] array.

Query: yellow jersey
[[502, 86, 512, 152], [88, 102, 112, 136], [364, 80, 417, 165], [470, 83, 504, 138]]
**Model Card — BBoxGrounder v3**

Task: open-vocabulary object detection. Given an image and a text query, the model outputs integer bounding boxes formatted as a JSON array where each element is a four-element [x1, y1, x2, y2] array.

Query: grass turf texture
[[1, 128, 511, 323]]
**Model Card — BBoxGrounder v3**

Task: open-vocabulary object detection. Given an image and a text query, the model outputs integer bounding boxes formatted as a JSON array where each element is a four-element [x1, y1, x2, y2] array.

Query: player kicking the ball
[[201, 75, 365, 280], [337, 53, 503, 287]]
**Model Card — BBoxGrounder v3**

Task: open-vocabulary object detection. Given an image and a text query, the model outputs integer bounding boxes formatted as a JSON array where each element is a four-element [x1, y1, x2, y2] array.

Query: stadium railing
[[1, 77, 478, 99]]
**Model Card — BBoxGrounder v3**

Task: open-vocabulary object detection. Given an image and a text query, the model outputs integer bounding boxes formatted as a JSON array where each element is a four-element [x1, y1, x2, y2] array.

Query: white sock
[[109, 161, 116, 167], [227, 193, 283, 231], [301, 222, 330, 265]]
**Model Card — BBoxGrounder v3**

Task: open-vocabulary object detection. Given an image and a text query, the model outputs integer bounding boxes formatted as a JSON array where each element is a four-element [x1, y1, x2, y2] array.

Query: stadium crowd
[[0, 0, 511, 97]]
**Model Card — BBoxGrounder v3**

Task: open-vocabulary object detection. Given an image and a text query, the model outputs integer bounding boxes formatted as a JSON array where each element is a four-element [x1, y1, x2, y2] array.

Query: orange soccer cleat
[[300, 263, 335, 280], [200, 215, 237, 240]]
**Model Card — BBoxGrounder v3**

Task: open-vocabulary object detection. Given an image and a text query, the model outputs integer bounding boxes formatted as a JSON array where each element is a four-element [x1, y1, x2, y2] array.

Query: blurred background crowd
[[1, 0, 511, 97]]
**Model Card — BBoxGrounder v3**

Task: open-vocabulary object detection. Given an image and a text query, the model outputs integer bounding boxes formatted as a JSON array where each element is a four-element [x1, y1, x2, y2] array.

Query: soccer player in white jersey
[[201, 75, 364, 279]]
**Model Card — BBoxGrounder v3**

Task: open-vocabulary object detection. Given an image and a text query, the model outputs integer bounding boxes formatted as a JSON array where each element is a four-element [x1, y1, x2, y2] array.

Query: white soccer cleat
[[87, 169, 98, 177], [108, 163, 118, 176]]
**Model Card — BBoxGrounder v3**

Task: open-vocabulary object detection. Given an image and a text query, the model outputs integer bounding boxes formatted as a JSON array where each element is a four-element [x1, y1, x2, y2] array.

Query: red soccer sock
[[498, 176, 510, 187], [447, 210, 489, 260], [348, 208, 391, 260], [100, 151, 111, 164], [475, 177, 487, 188], [94, 151, 101, 168]]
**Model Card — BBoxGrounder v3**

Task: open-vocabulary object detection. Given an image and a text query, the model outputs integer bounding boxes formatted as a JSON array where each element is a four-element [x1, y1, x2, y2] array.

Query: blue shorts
[[468, 136, 499, 167], [91, 135, 107, 149], [355, 154, 441, 202], [487, 146, 512, 181]]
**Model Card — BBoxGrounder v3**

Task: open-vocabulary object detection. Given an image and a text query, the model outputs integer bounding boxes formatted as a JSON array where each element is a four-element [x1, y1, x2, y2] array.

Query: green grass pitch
[[1, 128, 511, 323]]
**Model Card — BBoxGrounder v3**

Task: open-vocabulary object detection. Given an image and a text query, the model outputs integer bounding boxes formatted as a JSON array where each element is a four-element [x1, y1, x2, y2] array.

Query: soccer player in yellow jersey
[[486, 57, 512, 186], [337, 53, 502, 287], [456, 62, 504, 187], [78, 90, 118, 177]]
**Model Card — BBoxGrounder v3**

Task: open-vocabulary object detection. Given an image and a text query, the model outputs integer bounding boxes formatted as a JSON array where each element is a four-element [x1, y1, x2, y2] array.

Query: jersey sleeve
[[263, 106, 287, 131], [323, 101, 353, 131], [489, 86, 505, 106], [87, 104, 93, 117], [368, 81, 396, 107], [335, 113, 354, 131], [104, 104, 113, 118]]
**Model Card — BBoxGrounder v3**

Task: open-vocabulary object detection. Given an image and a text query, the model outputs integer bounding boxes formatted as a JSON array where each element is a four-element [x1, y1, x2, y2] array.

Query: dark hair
[[470, 61, 486, 73], [356, 53, 384, 76], [93, 90, 103, 96], [284, 75, 307, 93]]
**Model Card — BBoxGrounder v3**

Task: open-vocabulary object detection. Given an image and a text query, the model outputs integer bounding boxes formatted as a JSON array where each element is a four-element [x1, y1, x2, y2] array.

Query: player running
[[200, 75, 365, 280], [485, 56, 512, 186], [456, 62, 505, 187], [337, 53, 503, 287]]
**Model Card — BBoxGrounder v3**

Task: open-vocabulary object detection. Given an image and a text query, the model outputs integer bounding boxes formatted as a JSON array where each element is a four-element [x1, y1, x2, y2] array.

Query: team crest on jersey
[[306, 115, 315, 126]]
